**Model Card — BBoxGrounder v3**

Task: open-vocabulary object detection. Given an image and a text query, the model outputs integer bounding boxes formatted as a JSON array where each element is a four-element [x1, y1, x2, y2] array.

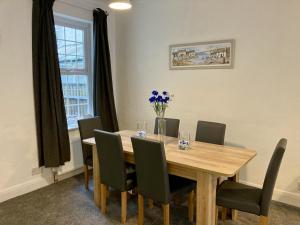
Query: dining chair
[[78, 116, 102, 190], [94, 130, 136, 224], [131, 137, 196, 225], [216, 138, 287, 225], [195, 120, 226, 145], [154, 117, 180, 138], [195, 120, 227, 202]]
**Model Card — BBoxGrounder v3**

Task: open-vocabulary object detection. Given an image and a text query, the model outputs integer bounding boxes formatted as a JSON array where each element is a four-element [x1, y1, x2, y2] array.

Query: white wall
[[0, 0, 116, 202], [115, 0, 300, 207]]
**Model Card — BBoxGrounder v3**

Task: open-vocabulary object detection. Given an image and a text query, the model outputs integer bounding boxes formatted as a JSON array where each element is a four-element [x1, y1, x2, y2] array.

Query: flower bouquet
[[148, 90, 172, 118], [149, 90, 173, 139]]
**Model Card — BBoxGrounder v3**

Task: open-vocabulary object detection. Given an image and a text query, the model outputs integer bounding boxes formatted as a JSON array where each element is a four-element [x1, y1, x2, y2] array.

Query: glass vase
[[157, 117, 166, 142]]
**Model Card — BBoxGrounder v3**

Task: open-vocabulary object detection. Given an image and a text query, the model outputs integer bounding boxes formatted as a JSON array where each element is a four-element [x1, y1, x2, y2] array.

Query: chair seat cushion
[[216, 180, 262, 215], [169, 175, 196, 197]]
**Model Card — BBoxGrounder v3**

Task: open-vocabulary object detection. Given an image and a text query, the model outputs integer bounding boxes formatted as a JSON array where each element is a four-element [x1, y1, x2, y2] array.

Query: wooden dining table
[[83, 130, 257, 225]]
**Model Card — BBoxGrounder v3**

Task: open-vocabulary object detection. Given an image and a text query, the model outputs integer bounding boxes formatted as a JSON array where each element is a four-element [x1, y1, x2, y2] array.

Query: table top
[[83, 130, 257, 177]]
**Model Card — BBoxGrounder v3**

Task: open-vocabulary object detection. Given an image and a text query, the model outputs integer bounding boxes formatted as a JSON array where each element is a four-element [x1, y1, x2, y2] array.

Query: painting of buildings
[[170, 40, 234, 69]]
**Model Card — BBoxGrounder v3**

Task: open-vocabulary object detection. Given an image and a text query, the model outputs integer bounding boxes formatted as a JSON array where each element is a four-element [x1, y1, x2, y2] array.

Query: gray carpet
[[0, 174, 299, 225]]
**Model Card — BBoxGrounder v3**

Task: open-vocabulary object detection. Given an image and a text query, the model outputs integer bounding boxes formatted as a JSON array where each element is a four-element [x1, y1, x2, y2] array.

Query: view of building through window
[[61, 75, 89, 125], [55, 17, 92, 129]]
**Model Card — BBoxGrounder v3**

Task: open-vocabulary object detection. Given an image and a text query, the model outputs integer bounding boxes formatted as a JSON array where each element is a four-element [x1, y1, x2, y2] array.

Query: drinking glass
[[178, 131, 191, 150], [136, 121, 148, 138]]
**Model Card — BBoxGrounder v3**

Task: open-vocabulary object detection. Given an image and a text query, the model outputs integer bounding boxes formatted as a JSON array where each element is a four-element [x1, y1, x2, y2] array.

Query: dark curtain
[[93, 8, 119, 132], [32, 0, 70, 167]]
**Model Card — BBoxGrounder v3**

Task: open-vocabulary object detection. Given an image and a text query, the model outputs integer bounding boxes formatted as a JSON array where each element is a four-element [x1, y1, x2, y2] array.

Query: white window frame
[[54, 14, 93, 130]]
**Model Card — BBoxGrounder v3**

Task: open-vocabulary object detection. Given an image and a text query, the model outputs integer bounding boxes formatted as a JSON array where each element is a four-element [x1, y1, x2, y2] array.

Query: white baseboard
[[0, 167, 84, 203], [240, 180, 300, 208], [0, 177, 52, 203]]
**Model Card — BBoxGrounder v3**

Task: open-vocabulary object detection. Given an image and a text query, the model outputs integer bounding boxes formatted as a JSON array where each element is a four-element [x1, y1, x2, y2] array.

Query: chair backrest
[[260, 138, 287, 216], [78, 117, 103, 140], [131, 137, 170, 204], [195, 120, 226, 145], [78, 117, 103, 164], [154, 117, 180, 138], [94, 130, 127, 191]]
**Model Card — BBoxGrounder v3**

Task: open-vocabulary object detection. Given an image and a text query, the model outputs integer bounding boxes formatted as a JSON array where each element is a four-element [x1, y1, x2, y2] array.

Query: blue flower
[[149, 96, 156, 103], [162, 91, 168, 96], [152, 90, 159, 96], [157, 95, 163, 102], [164, 97, 170, 102]]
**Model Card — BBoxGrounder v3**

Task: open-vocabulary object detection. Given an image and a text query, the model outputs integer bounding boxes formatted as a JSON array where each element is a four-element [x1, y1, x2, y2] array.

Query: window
[[55, 16, 93, 129]]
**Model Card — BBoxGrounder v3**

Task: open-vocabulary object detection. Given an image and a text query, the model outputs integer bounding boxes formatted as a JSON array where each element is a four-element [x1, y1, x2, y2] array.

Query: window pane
[[55, 25, 64, 40], [57, 40, 65, 55], [77, 56, 85, 70], [61, 75, 89, 129], [65, 27, 76, 41], [76, 29, 83, 43], [65, 41, 76, 55], [77, 43, 84, 56], [66, 55, 77, 69], [55, 17, 91, 129], [58, 54, 66, 69]]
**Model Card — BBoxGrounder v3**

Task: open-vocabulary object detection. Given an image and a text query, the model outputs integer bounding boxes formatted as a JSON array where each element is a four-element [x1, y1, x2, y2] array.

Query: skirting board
[[0, 177, 50, 203], [0, 167, 83, 203], [241, 180, 300, 208]]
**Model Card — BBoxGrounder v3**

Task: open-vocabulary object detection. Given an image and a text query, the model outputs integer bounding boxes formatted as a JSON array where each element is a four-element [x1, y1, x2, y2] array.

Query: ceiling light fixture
[[108, 0, 132, 10]]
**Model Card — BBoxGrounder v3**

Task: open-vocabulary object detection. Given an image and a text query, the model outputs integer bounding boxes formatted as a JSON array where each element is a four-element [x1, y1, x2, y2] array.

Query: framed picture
[[169, 39, 235, 70]]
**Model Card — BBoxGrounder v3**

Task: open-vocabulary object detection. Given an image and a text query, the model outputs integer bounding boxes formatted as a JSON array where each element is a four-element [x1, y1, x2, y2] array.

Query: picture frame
[[169, 39, 235, 70]]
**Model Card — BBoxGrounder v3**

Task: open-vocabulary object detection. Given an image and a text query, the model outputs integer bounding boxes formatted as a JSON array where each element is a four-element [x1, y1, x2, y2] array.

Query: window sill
[[68, 127, 79, 132]]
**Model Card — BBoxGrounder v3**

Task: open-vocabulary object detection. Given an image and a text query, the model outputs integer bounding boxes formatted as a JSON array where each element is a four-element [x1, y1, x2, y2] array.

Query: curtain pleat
[[32, 0, 70, 167], [93, 8, 119, 132]]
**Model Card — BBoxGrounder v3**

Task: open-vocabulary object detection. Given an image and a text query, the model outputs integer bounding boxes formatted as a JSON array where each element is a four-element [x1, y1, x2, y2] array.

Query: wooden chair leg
[[101, 184, 107, 214], [232, 209, 238, 222], [259, 216, 268, 225], [222, 207, 227, 222], [188, 190, 195, 222], [84, 165, 89, 190], [138, 194, 144, 225], [121, 191, 127, 224], [148, 199, 154, 209], [163, 204, 170, 225]]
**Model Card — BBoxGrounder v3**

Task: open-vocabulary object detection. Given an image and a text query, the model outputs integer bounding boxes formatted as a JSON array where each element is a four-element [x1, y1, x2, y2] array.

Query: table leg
[[93, 145, 101, 207], [196, 172, 217, 225]]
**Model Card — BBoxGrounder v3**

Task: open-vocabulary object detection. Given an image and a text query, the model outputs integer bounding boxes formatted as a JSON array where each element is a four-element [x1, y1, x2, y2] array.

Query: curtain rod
[[95, 8, 109, 15], [57, 0, 109, 15]]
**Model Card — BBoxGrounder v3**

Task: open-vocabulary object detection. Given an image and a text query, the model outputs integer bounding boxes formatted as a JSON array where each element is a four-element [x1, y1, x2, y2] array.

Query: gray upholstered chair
[[216, 138, 287, 225], [195, 120, 226, 145], [78, 116, 102, 189], [94, 130, 136, 224], [131, 137, 196, 225], [195, 120, 227, 193], [154, 117, 180, 138]]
